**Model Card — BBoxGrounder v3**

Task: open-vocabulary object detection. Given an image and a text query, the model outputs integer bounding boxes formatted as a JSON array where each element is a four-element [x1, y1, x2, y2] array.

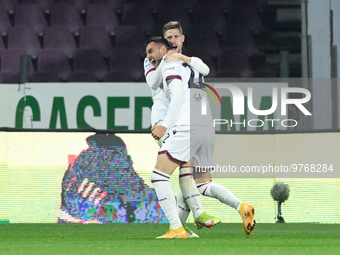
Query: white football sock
[[176, 188, 190, 224], [151, 169, 182, 229], [179, 167, 203, 219], [197, 180, 242, 211]]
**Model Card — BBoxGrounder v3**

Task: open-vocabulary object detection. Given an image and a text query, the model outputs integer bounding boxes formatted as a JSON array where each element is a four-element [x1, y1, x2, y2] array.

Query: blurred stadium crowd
[[0, 0, 302, 83]]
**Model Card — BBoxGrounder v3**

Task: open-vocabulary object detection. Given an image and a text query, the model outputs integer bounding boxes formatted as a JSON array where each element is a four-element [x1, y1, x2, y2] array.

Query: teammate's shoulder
[[162, 61, 185, 73]]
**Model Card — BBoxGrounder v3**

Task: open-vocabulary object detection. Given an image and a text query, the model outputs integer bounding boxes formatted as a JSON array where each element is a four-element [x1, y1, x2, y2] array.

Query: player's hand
[[164, 51, 181, 63], [151, 125, 167, 140]]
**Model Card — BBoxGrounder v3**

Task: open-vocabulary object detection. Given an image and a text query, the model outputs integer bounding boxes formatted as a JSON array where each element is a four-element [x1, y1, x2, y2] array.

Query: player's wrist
[[161, 121, 170, 130], [181, 54, 191, 64]]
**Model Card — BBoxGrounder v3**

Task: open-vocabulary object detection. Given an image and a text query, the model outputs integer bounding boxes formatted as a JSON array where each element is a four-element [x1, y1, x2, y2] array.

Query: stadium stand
[[20, 0, 54, 12], [0, 0, 18, 14], [86, 4, 119, 34], [110, 48, 144, 82], [35, 49, 71, 82], [105, 71, 138, 82], [0, 48, 33, 83], [30, 72, 60, 82], [92, 0, 125, 10], [0, 4, 12, 37], [79, 26, 113, 58], [229, 0, 266, 32], [191, 2, 228, 33], [157, 4, 192, 33], [50, 3, 84, 35], [73, 48, 108, 82], [56, 0, 90, 12], [0, 0, 303, 82], [114, 25, 147, 56], [14, 3, 47, 35], [43, 26, 78, 57], [7, 26, 41, 58], [0, 32, 5, 53], [218, 47, 253, 78], [68, 71, 98, 82], [186, 26, 221, 57], [121, 3, 157, 35]]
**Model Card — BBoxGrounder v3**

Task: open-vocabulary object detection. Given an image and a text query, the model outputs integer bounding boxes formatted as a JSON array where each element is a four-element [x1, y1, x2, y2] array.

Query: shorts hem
[[158, 150, 187, 165]]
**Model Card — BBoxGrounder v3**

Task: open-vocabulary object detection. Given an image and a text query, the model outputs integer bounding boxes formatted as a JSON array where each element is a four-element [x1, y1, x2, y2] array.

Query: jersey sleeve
[[161, 62, 186, 129], [144, 57, 166, 90], [143, 58, 155, 76], [188, 57, 210, 76]]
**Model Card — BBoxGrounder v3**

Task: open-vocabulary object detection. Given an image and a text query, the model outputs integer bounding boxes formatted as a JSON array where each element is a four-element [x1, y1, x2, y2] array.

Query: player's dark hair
[[146, 36, 170, 50]]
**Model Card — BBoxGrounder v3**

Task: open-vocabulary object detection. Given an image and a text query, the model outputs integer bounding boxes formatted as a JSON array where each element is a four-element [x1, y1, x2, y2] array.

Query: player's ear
[[182, 34, 185, 43], [160, 45, 167, 56]]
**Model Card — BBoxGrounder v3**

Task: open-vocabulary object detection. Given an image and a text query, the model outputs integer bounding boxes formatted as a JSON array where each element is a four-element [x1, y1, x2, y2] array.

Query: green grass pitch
[[1, 223, 339, 255]]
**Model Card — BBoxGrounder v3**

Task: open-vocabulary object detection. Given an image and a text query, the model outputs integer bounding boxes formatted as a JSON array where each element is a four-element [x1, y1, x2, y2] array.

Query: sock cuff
[[151, 169, 170, 183], [196, 180, 212, 195], [179, 166, 194, 178]]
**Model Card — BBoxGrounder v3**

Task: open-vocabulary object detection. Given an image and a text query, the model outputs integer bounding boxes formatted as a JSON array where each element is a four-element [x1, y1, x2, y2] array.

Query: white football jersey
[[161, 61, 213, 129], [143, 58, 169, 127]]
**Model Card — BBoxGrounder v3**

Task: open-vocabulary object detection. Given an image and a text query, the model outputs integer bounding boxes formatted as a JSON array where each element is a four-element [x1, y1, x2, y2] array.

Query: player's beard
[[155, 58, 162, 68]]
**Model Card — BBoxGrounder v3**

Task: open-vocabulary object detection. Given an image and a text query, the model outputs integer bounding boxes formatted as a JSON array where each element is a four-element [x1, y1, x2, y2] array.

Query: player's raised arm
[[165, 52, 209, 76], [161, 65, 186, 130], [187, 56, 209, 76], [151, 62, 185, 140], [144, 57, 165, 90]]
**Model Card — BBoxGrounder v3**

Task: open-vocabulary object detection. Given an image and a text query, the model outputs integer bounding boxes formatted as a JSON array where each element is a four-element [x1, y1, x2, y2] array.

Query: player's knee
[[194, 177, 212, 185], [154, 154, 178, 175]]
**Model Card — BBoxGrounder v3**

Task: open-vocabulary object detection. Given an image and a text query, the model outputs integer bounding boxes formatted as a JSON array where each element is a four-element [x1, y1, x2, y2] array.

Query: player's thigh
[[159, 128, 191, 164], [155, 153, 179, 175], [192, 126, 215, 167], [192, 126, 215, 182]]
